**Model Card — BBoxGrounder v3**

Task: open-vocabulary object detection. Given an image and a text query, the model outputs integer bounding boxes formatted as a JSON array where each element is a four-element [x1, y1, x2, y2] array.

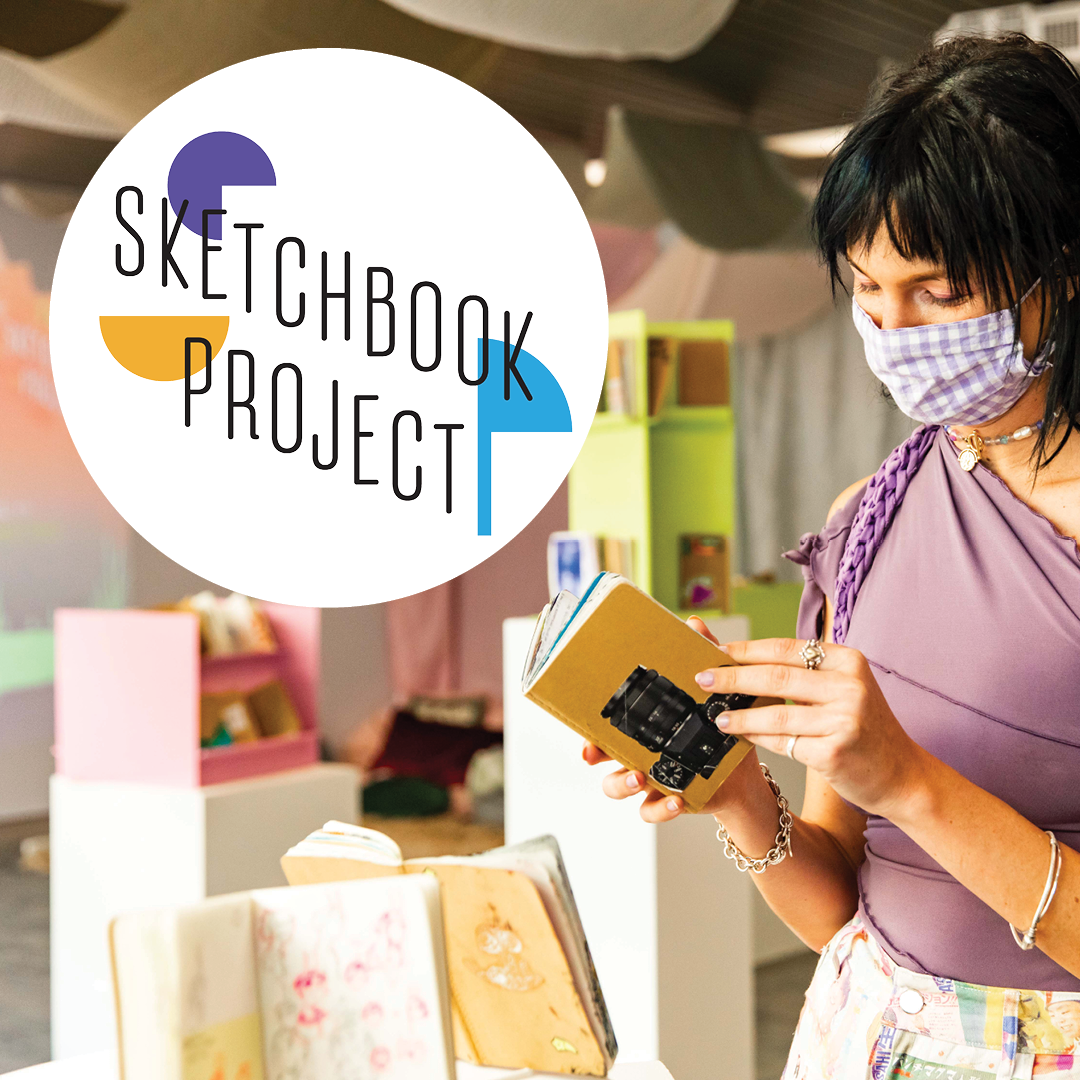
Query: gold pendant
[[955, 433, 983, 472]]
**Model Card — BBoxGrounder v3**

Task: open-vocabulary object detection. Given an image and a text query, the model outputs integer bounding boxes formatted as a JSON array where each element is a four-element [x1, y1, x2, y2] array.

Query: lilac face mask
[[851, 291, 1049, 425]]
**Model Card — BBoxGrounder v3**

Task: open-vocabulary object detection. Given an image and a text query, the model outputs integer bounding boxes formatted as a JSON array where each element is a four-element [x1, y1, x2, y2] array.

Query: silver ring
[[785, 734, 799, 759], [800, 638, 826, 670]]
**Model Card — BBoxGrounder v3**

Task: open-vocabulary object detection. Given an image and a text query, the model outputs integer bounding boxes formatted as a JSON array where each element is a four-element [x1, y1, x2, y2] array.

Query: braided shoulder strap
[[831, 425, 939, 645]]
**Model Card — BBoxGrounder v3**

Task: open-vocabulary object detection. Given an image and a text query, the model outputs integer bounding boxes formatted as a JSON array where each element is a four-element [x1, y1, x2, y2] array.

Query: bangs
[[812, 92, 1060, 312]]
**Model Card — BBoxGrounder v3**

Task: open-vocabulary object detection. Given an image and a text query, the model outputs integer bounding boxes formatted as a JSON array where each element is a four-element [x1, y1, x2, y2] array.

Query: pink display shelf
[[54, 603, 321, 787]]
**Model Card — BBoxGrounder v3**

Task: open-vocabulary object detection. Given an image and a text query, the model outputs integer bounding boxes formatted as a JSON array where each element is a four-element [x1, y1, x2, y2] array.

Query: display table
[[50, 763, 360, 1060], [3, 1053, 674, 1080]]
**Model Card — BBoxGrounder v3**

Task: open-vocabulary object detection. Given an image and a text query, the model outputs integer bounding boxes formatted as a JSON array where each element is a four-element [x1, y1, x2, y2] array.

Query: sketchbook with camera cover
[[521, 572, 755, 813]]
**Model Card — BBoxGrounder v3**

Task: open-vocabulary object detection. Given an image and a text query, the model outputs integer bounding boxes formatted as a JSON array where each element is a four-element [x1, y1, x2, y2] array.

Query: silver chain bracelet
[[714, 763, 794, 874]]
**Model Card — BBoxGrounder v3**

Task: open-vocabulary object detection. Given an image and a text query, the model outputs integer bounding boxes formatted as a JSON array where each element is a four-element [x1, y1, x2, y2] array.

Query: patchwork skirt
[[783, 915, 1080, 1079]]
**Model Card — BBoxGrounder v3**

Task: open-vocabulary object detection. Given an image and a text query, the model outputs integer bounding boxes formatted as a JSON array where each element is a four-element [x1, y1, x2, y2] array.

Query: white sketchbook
[[110, 874, 454, 1080]]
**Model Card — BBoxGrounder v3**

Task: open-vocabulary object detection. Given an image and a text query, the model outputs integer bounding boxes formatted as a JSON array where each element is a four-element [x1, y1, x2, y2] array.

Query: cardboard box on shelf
[[677, 340, 730, 406]]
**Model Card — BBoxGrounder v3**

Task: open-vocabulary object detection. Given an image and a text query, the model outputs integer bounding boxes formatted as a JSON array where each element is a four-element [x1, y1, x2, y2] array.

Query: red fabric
[[373, 710, 501, 788]]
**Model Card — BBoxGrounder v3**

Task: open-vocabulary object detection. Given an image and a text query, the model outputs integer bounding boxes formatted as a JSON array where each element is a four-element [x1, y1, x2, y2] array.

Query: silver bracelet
[[714, 763, 794, 874], [1010, 830, 1062, 951]]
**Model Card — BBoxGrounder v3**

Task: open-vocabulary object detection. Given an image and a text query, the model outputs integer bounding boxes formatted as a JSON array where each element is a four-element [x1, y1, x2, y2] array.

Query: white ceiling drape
[[377, 0, 740, 59]]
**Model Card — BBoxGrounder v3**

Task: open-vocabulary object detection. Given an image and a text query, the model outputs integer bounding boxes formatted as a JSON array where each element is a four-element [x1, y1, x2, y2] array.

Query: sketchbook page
[[251, 876, 454, 1080], [521, 600, 552, 689], [111, 894, 264, 1080], [280, 855, 403, 886], [453, 838, 616, 1069], [402, 862, 606, 1076], [529, 573, 622, 686], [111, 908, 181, 1080], [177, 898, 265, 1080]]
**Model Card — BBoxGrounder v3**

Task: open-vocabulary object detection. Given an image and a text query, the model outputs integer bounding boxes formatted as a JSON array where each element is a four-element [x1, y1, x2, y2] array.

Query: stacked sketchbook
[[281, 823, 617, 1076], [110, 874, 454, 1080]]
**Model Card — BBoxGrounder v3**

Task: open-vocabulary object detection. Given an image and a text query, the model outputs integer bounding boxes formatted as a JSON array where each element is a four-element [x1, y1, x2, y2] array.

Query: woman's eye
[[926, 291, 969, 307], [854, 281, 880, 295]]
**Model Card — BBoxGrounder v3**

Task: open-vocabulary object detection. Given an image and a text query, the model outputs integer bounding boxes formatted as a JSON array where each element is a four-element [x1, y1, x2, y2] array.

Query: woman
[[586, 33, 1080, 1078]]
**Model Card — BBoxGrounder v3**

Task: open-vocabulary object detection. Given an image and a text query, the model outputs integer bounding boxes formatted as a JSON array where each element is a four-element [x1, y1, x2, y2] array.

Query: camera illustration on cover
[[601, 665, 755, 792]]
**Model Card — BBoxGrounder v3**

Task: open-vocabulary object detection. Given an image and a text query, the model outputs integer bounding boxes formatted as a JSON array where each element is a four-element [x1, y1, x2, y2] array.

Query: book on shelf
[[646, 337, 676, 416], [171, 591, 278, 657], [599, 339, 637, 418], [200, 679, 302, 749], [281, 824, 617, 1077], [547, 531, 602, 600], [521, 573, 755, 813], [110, 874, 454, 1080], [600, 537, 633, 580]]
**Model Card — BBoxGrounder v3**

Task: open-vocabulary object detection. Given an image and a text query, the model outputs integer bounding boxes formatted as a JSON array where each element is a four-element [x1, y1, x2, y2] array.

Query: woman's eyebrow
[[847, 257, 949, 285]]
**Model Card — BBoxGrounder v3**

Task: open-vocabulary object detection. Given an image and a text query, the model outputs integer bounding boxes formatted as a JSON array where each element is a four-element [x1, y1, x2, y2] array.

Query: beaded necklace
[[945, 420, 1044, 472]]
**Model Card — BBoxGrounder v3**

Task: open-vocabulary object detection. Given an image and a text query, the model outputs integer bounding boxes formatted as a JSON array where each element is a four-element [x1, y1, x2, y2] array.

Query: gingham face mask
[[851, 290, 1049, 425]]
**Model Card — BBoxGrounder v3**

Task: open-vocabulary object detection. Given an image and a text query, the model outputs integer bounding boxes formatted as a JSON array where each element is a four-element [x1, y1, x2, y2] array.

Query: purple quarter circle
[[167, 131, 276, 240]]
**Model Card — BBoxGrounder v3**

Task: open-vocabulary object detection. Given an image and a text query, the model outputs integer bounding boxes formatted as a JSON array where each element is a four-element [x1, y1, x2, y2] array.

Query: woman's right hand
[[582, 739, 762, 822], [582, 615, 767, 823]]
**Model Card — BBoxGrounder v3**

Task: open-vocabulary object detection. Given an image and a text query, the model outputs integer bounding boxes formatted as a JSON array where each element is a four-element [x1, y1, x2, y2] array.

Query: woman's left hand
[[697, 638, 925, 818]]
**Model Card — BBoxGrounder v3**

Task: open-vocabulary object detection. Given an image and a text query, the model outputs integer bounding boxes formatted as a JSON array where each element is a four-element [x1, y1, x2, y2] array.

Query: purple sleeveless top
[[786, 426, 1080, 990]]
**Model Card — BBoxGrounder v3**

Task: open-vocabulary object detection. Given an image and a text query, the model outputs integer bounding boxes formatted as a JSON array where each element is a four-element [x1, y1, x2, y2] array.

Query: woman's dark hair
[[813, 32, 1080, 466]]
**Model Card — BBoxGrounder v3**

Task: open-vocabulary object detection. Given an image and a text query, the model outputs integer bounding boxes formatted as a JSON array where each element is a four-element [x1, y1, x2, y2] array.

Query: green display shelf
[[569, 311, 740, 616], [731, 581, 804, 642]]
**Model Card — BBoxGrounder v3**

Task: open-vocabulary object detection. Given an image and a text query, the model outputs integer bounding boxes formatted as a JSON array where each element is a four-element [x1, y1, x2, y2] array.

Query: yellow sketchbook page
[[279, 855, 403, 886], [404, 863, 605, 1076], [182, 1013, 264, 1080], [450, 997, 480, 1064], [525, 579, 753, 812]]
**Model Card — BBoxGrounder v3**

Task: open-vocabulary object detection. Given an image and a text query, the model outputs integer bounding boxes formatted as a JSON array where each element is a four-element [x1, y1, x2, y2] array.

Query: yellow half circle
[[99, 315, 230, 382]]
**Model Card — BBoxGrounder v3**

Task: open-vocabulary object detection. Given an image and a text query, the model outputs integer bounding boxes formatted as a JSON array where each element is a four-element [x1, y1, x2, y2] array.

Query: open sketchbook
[[109, 874, 454, 1080], [282, 823, 617, 1077], [521, 572, 755, 813]]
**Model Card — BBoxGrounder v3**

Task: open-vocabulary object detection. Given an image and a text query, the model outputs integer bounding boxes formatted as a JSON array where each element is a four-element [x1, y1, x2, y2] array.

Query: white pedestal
[[503, 616, 809, 1080], [50, 763, 360, 1061]]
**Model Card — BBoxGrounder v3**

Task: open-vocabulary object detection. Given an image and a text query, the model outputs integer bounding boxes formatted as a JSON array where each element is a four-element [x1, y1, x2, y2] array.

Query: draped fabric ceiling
[[378, 0, 742, 60], [1, 0, 988, 251]]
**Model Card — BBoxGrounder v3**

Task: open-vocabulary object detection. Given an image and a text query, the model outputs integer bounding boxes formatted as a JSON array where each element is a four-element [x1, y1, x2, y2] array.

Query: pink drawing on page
[[344, 909, 407, 985], [255, 883, 441, 1077], [293, 968, 329, 1027]]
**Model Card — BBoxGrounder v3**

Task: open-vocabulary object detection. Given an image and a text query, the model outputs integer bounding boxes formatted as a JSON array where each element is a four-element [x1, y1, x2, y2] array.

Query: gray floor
[[0, 822, 815, 1077], [0, 832, 50, 1073]]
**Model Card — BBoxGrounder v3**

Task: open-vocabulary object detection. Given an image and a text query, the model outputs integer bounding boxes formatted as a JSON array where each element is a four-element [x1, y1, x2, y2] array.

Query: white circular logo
[[51, 49, 607, 606]]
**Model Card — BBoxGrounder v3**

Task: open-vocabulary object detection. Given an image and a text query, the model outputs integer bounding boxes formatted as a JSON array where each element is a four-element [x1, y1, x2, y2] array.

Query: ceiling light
[[584, 158, 607, 187], [764, 125, 851, 160]]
